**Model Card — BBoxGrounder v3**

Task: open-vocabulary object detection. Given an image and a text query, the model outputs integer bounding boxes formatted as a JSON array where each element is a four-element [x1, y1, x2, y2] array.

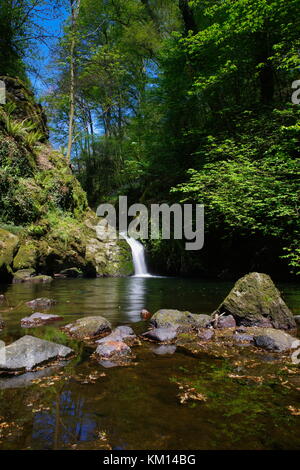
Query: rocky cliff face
[[0, 77, 133, 283]]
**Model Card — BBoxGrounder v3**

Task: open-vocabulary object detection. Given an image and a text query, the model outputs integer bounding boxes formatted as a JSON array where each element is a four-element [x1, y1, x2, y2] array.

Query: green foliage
[[5, 0, 296, 278], [0, 102, 44, 149]]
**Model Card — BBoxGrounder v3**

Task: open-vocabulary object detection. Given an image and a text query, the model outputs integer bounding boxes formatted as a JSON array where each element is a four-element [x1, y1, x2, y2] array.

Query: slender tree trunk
[[179, 0, 197, 35], [66, 0, 81, 160]]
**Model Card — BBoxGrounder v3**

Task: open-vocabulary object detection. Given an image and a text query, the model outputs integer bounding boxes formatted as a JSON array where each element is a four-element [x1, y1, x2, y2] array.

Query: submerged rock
[[150, 309, 211, 330], [21, 313, 63, 328], [143, 327, 178, 342], [26, 298, 57, 309], [96, 326, 137, 346], [0, 316, 4, 330], [176, 334, 240, 360], [59, 267, 83, 278], [253, 328, 300, 352], [13, 270, 53, 284], [233, 332, 254, 343], [63, 316, 111, 340], [214, 272, 296, 330], [0, 364, 64, 390], [197, 328, 214, 341], [152, 345, 177, 355], [0, 294, 5, 303], [0, 335, 74, 374]]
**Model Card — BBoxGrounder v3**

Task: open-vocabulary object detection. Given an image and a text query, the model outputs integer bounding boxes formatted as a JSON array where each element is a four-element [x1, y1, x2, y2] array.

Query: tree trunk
[[66, 0, 81, 160], [178, 0, 197, 35], [256, 30, 274, 105]]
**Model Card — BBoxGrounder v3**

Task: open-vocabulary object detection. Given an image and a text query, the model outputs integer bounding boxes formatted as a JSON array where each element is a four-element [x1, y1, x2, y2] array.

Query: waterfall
[[120, 233, 151, 277]]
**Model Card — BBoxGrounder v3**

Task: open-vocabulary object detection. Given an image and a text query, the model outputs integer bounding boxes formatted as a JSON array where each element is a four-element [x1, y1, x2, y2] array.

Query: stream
[[0, 277, 299, 450]]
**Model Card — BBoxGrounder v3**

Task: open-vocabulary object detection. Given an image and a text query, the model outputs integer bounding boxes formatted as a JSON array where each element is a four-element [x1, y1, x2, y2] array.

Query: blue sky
[[28, 3, 68, 97]]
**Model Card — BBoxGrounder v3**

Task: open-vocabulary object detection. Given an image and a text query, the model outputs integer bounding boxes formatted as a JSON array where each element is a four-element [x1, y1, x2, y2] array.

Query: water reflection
[[123, 277, 147, 321], [32, 390, 97, 450]]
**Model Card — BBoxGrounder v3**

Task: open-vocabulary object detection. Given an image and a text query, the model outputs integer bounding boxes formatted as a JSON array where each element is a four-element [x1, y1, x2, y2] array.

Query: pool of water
[[0, 277, 299, 450]]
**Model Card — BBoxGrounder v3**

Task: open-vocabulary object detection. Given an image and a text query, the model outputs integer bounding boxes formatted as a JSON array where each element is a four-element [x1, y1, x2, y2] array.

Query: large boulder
[[150, 309, 211, 330], [0, 229, 19, 282], [0, 335, 74, 374], [253, 328, 300, 352], [13, 242, 38, 271], [214, 273, 296, 330], [63, 316, 111, 340]]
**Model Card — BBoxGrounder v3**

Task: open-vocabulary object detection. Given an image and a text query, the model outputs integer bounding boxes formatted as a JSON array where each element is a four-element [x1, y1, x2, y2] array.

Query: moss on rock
[[0, 228, 19, 281], [215, 272, 296, 330], [0, 77, 133, 282], [13, 242, 38, 270]]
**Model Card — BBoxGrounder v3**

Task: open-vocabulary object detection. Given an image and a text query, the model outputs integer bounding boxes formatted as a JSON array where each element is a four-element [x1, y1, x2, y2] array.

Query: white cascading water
[[120, 232, 151, 277]]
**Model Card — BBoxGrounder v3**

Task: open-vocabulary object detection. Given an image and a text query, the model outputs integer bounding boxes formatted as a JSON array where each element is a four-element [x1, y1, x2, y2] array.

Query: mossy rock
[[63, 316, 112, 341], [12, 269, 52, 284], [0, 228, 19, 281], [97, 239, 134, 277], [150, 309, 196, 329], [0, 76, 48, 140], [215, 272, 296, 330], [13, 242, 38, 270]]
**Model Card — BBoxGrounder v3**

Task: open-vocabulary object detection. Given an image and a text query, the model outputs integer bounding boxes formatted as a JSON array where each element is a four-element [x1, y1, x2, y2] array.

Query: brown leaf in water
[[175, 382, 207, 405], [287, 406, 300, 416], [228, 374, 264, 383]]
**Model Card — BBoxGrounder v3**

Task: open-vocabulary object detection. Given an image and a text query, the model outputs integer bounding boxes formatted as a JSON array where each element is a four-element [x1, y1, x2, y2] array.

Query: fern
[[0, 102, 43, 147]]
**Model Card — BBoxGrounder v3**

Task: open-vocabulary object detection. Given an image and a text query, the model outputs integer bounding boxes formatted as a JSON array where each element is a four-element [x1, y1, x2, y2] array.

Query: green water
[[0, 277, 299, 450]]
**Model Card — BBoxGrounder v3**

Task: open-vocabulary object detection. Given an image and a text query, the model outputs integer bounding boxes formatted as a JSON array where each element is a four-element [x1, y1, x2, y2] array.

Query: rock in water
[[294, 316, 300, 326], [198, 329, 214, 341], [143, 327, 178, 342], [150, 309, 211, 329], [26, 298, 57, 309], [0, 316, 4, 330], [214, 272, 296, 330], [141, 309, 152, 320], [21, 313, 63, 328], [0, 336, 74, 374], [96, 326, 137, 346], [95, 340, 133, 366], [63, 316, 111, 340], [152, 345, 177, 355], [215, 314, 236, 329], [13, 270, 53, 284], [253, 328, 300, 352]]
